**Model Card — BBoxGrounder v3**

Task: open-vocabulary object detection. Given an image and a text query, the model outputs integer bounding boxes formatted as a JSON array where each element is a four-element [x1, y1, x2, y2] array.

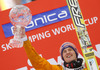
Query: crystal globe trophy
[[9, 5, 32, 48]]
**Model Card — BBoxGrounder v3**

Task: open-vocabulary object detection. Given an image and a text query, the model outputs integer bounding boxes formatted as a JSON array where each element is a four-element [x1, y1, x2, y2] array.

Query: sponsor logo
[[85, 52, 94, 57], [67, 0, 85, 28], [2, 6, 71, 38]]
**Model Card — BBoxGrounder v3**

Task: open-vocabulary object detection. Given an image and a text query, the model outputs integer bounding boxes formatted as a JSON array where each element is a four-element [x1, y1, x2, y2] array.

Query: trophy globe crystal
[[9, 5, 32, 48]]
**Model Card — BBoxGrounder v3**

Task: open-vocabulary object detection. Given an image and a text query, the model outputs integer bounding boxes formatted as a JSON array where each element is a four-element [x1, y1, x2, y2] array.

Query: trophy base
[[9, 39, 23, 48]]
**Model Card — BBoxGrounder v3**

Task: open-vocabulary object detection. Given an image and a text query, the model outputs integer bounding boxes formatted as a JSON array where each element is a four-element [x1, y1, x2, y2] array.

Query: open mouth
[[66, 55, 71, 58]]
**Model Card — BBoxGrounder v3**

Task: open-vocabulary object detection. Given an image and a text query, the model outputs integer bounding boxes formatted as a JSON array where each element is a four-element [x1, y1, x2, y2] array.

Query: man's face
[[63, 47, 77, 63]]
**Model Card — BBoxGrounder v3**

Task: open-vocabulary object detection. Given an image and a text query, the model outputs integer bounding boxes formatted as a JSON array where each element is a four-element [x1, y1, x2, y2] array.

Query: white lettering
[[93, 44, 100, 58], [52, 24, 74, 35], [87, 18, 94, 25], [71, 24, 75, 30], [52, 28, 61, 35], [47, 13, 57, 21], [43, 15, 48, 23], [69, 0, 77, 7], [45, 31, 51, 37], [66, 24, 72, 31], [29, 36, 33, 42], [84, 19, 89, 26], [61, 26, 67, 33], [58, 11, 68, 18], [34, 17, 45, 26], [25, 21, 34, 28], [93, 17, 98, 23], [31, 35, 36, 42], [28, 31, 51, 42], [6, 43, 12, 50], [72, 7, 81, 17], [1, 44, 6, 51], [84, 17, 98, 26], [11, 26, 14, 34], [68, 0, 85, 27], [38, 32, 45, 40], [1, 43, 12, 51]]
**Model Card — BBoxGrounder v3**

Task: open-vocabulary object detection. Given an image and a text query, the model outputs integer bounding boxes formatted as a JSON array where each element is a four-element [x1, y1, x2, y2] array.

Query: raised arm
[[13, 26, 62, 70], [23, 39, 53, 70]]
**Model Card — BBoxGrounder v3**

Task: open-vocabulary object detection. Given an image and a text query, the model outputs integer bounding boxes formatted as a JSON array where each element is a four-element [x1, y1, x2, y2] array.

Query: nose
[[66, 50, 70, 53]]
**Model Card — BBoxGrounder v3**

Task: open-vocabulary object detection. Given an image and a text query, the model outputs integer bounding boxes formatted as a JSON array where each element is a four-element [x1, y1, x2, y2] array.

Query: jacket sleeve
[[23, 40, 63, 70], [83, 68, 87, 70]]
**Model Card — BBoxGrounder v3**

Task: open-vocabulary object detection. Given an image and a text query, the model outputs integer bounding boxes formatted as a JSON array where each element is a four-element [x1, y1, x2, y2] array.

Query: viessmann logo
[[2, 6, 71, 38]]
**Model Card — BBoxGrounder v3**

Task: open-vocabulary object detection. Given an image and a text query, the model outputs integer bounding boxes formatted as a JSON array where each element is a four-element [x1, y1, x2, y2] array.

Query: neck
[[64, 58, 83, 68]]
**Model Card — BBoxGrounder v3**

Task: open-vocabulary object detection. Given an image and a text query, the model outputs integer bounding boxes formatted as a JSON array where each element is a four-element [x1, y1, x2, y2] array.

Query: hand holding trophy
[[9, 5, 32, 48]]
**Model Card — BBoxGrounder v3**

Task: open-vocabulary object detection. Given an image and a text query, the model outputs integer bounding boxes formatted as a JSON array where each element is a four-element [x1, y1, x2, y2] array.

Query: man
[[60, 42, 86, 70], [13, 27, 87, 70]]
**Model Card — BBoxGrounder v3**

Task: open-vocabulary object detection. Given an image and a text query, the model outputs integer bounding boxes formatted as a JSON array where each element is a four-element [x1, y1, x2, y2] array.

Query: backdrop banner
[[0, 0, 100, 70]]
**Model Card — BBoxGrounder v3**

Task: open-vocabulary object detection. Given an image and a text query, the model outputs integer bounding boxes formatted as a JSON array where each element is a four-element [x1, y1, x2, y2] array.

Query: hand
[[13, 26, 26, 38]]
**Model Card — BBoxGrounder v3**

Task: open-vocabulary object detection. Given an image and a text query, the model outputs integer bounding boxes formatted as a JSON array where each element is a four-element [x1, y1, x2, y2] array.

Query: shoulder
[[51, 65, 63, 70]]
